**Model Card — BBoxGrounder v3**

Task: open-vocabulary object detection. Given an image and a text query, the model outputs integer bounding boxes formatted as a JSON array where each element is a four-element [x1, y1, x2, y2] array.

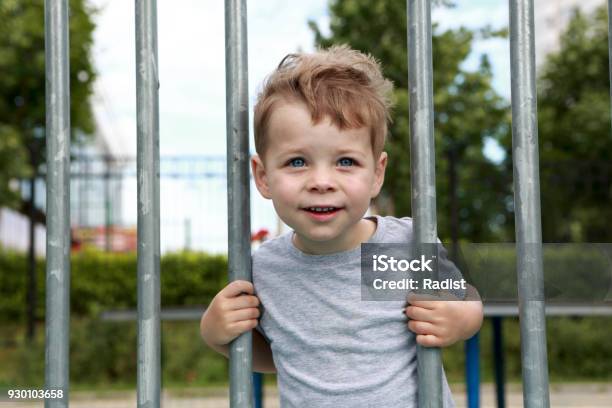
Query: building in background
[[70, 128, 132, 252], [535, 0, 604, 65], [0, 118, 128, 254]]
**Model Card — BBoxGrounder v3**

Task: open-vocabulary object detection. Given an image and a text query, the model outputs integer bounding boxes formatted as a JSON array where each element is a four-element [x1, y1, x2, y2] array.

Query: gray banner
[[361, 243, 612, 302]]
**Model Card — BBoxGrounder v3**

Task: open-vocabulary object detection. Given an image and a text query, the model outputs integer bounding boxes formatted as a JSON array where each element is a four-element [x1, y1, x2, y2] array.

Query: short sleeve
[[436, 239, 468, 300]]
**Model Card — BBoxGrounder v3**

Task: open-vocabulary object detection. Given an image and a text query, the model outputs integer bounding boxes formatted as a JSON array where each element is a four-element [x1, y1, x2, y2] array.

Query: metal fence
[[42, 1, 612, 408]]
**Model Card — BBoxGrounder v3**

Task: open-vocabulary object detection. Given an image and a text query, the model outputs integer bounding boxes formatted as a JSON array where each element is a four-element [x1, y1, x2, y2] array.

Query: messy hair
[[253, 44, 394, 159]]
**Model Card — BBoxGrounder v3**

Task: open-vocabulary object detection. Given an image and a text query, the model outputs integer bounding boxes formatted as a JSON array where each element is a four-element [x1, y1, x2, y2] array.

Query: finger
[[407, 320, 438, 336], [227, 307, 260, 323], [225, 295, 260, 311], [222, 280, 254, 298], [229, 319, 259, 335], [416, 334, 441, 348], [406, 295, 440, 310], [404, 305, 435, 323]]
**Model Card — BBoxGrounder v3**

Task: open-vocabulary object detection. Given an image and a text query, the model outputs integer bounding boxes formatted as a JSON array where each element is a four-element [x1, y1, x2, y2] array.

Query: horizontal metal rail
[[98, 303, 612, 322]]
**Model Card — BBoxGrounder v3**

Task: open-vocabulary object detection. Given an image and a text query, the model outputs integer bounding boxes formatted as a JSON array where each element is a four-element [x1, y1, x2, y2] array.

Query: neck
[[292, 218, 376, 255]]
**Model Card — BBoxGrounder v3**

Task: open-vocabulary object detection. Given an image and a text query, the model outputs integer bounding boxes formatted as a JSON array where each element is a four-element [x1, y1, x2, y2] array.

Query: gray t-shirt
[[252, 215, 462, 407]]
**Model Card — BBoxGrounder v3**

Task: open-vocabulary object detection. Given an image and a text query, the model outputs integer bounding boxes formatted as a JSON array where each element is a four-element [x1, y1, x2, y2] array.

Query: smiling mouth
[[302, 206, 343, 214]]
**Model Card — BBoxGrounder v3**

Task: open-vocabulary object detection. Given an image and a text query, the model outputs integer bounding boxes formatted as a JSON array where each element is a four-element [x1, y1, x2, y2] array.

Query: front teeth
[[308, 207, 335, 212]]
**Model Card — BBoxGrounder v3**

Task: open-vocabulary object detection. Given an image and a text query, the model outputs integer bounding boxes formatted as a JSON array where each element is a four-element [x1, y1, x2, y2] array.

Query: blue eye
[[289, 158, 305, 167], [338, 157, 354, 167]]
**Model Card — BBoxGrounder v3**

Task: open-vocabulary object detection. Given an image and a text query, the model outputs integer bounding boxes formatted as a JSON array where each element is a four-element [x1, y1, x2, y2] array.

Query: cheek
[[344, 179, 374, 201], [268, 174, 300, 201], [346, 172, 376, 191]]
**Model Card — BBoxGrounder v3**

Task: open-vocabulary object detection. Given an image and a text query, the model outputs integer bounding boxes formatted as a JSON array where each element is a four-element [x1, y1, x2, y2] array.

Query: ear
[[251, 154, 272, 199], [371, 151, 388, 198]]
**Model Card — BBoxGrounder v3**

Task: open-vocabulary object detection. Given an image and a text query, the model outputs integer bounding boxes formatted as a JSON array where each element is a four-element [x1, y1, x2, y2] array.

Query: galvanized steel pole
[[407, 0, 442, 406], [135, 0, 161, 407], [225, 0, 253, 407], [44, 0, 71, 406], [508, 1, 551, 407]]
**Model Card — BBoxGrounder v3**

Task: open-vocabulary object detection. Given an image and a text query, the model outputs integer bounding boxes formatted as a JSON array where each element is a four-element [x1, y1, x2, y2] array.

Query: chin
[[302, 229, 341, 242]]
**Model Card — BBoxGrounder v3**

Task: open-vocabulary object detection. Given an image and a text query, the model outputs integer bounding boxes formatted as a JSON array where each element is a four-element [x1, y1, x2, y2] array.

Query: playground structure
[[41, 0, 612, 407]]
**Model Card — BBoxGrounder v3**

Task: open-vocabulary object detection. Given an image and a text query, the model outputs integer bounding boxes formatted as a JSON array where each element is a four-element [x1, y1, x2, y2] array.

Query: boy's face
[[251, 101, 387, 254]]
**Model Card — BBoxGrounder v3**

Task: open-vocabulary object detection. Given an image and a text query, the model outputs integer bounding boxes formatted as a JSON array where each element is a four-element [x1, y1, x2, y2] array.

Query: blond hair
[[253, 44, 394, 159]]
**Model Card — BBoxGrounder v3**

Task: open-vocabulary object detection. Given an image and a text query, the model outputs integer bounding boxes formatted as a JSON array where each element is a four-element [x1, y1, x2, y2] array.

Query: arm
[[404, 284, 484, 348], [200, 280, 277, 373]]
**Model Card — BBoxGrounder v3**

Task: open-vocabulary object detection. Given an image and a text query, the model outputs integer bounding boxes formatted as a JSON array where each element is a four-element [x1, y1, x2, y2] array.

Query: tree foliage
[[0, 0, 96, 208], [537, 6, 612, 242], [309, 0, 512, 242]]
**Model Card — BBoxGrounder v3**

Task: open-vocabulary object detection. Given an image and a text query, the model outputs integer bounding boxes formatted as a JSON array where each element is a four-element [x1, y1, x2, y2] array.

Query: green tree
[[309, 0, 513, 242], [0, 0, 96, 208], [537, 6, 612, 242], [0, 126, 29, 208]]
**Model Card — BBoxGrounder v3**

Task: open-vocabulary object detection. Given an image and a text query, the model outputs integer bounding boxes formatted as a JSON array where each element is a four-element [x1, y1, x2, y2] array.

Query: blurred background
[[1, 0, 611, 406]]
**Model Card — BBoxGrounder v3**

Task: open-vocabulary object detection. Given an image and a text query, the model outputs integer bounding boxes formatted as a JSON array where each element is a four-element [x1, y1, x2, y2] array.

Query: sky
[[88, 0, 512, 253], [90, 0, 333, 156]]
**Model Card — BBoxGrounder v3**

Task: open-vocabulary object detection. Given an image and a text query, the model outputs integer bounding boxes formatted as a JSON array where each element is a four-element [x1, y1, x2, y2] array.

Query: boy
[[200, 45, 483, 406]]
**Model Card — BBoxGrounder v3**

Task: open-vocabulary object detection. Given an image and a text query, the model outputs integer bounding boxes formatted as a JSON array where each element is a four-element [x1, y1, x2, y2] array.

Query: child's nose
[[306, 168, 337, 192]]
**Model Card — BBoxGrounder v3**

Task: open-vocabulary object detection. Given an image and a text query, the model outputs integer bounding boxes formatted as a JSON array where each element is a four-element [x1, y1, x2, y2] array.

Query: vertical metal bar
[[84, 157, 90, 227], [407, 1, 442, 407], [104, 156, 111, 252], [253, 372, 263, 408], [492, 317, 506, 408], [135, 0, 161, 407], [225, 0, 253, 407], [508, 1, 550, 407], [44, 0, 71, 406], [465, 334, 480, 408], [27, 177, 37, 341]]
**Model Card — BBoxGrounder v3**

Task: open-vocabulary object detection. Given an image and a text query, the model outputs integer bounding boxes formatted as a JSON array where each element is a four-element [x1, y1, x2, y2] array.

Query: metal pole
[[135, 0, 161, 407], [508, 1, 550, 407], [465, 334, 480, 408], [407, 1, 442, 406], [78, 142, 87, 226], [253, 372, 263, 408], [44, 0, 71, 406], [492, 317, 506, 408], [104, 156, 111, 252], [84, 156, 90, 227], [27, 177, 37, 342], [225, 0, 253, 407]]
